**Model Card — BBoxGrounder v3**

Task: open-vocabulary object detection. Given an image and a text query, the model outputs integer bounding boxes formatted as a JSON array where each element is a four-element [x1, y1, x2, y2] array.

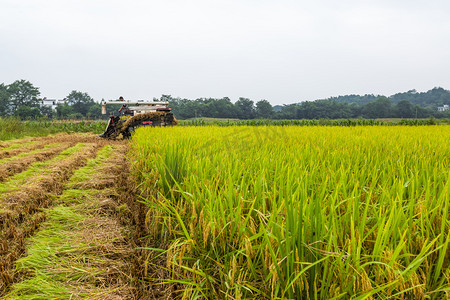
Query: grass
[[0, 117, 106, 141], [129, 125, 450, 299]]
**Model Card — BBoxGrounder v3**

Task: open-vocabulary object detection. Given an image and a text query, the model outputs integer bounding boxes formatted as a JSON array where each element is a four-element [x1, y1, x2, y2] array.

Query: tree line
[[1, 79, 449, 120], [0, 80, 104, 120], [331, 87, 450, 109], [163, 92, 450, 120]]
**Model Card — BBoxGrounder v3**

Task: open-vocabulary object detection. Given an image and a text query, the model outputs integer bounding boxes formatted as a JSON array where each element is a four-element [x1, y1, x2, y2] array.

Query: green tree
[[395, 100, 415, 118], [68, 112, 83, 120], [204, 97, 238, 118], [297, 101, 317, 119], [255, 100, 273, 119], [87, 103, 103, 119], [56, 102, 74, 119], [14, 105, 42, 119], [414, 105, 433, 118], [0, 83, 10, 116], [40, 105, 54, 119], [7, 80, 40, 112], [66, 90, 94, 117], [361, 96, 392, 118], [390, 87, 450, 110], [235, 97, 255, 119], [276, 104, 298, 119], [160, 94, 174, 103]]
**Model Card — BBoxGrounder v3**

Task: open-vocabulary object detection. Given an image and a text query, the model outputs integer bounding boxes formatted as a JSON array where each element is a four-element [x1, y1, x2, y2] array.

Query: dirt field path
[[0, 133, 139, 299]]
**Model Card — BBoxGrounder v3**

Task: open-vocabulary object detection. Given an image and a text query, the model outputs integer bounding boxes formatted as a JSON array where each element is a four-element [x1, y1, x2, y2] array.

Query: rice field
[[178, 118, 449, 127], [129, 126, 450, 299], [1, 125, 448, 299]]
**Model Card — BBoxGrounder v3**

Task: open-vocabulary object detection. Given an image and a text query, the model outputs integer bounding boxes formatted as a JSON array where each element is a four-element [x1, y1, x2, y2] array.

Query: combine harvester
[[98, 98, 177, 139]]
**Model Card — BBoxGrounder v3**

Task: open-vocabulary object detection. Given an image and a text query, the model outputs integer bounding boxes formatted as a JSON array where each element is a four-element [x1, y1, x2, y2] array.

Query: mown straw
[[0, 141, 103, 295], [6, 144, 135, 299], [0, 143, 74, 182]]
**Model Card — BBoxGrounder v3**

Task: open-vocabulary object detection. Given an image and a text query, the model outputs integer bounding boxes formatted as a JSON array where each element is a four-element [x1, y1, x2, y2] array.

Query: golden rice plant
[[129, 125, 449, 299]]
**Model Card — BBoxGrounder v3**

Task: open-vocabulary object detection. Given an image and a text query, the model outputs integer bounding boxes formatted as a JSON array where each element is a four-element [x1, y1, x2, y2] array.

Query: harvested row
[[0, 139, 36, 150], [0, 141, 47, 160], [0, 134, 69, 150], [0, 143, 74, 182], [0, 134, 85, 160], [0, 133, 106, 151], [0, 141, 103, 295], [6, 144, 134, 299]]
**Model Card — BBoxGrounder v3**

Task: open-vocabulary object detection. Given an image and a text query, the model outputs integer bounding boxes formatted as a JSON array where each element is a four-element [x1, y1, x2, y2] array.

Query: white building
[[437, 104, 449, 112], [41, 98, 67, 110]]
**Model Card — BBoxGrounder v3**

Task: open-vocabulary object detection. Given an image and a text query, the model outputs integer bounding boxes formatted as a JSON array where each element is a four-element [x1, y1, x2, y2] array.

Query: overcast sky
[[1, 0, 449, 105]]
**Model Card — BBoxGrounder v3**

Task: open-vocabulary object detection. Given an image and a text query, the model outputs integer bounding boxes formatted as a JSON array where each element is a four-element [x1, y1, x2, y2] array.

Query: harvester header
[[99, 99, 176, 139]]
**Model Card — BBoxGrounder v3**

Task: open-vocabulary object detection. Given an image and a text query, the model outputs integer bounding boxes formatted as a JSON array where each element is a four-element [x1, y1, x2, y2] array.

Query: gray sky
[[1, 0, 449, 105]]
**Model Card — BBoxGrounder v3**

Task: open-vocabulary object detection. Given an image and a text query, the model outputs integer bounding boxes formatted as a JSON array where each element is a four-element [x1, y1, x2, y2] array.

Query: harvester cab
[[98, 99, 177, 139]]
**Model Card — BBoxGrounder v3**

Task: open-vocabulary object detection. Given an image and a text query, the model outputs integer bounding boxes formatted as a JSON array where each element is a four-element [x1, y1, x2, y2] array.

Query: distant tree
[[86, 103, 103, 119], [7, 80, 40, 111], [361, 96, 392, 118], [414, 105, 434, 118], [278, 100, 359, 120], [159, 95, 197, 119], [297, 101, 316, 119], [203, 97, 237, 118], [66, 90, 94, 116], [390, 87, 450, 109], [160, 94, 174, 103], [149, 88, 450, 120], [182, 99, 203, 119], [395, 100, 415, 118], [235, 97, 255, 119], [276, 104, 298, 119], [255, 100, 273, 119], [68, 112, 84, 120], [0, 83, 10, 116], [330, 94, 378, 105], [349, 103, 361, 118], [14, 105, 42, 120], [273, 105, 283, 112], [40, 105, 54, 119], [55, 102, 74, 119]]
